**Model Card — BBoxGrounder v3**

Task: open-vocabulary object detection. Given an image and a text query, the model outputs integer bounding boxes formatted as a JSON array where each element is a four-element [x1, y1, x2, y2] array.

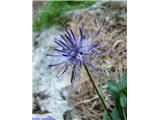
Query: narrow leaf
[[108, 80, 119, 93], [103, 110, 109, 120], [120, 93, 127, 108], [111, 107, 121, 120]]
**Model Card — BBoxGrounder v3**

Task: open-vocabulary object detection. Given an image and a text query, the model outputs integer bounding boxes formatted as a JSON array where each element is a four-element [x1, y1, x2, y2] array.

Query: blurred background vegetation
[[33, 1, 95, 32]]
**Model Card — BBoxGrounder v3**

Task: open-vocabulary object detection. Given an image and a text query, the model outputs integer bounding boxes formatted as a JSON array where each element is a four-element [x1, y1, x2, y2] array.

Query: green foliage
[[108, 80, 119, 93], [120, 93, 127, 108], [33, 1, 95, 32], [102, 72, 127, 120], [111, 107, 121, 120], [103, 110, 109, 120]]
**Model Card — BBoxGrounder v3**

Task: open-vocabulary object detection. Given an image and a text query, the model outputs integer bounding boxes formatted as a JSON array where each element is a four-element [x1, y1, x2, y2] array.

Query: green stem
[[122, 109, 127, 120], [83, 64, 112, 120]]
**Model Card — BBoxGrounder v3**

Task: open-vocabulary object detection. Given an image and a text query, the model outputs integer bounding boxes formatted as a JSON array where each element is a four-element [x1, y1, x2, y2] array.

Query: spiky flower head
[[47, 23, 110, 82]]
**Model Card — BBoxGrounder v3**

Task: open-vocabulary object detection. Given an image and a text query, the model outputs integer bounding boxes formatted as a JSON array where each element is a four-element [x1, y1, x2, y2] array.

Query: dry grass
[[66, 2, 127, 120]]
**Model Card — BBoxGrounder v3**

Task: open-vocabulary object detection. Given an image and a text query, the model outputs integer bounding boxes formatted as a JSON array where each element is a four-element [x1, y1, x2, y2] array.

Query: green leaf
[[119, 73, 126, 82], [111, 107, 121, 120], [118, 72, 127, 91], [108, 80, 119, 93], [103, 110, 109, 120], [118, 79, 127, 91], [120, 93, 127, 108]]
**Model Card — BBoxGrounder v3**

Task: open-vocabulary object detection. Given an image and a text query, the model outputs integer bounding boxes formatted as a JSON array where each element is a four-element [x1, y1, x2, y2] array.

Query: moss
[[33, 1, 95, 32]]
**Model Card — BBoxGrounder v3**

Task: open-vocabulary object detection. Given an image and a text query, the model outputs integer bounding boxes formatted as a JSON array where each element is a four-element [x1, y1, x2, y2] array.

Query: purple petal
[[79, 22, 83, 40], [87, 42, 100, 51], [54, 38, 69, 49], [46, 54, 62, 57], [48, 61, 66, 67], [78, 22, 84, 47], [70, 29, 76, 42], [60, 34, 72, 47], [53, 48, 70, 54], [65, 34, 74, 46], [57, 65, 68, 77], [65, 28, 77, 45], [53, 48, 64, 53], [65, 28, 73, 40], [93, 49, 112, 56], [79, 28, 83, 48], [90, 28, 100, 41], [62, 52, 72, 57], [80, 22, 84, 31]]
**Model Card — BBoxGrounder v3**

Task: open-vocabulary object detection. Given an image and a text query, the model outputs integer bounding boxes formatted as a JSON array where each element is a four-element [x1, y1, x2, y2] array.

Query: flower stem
[[122, 109, 127, 120], [83, 64, 112, 120]]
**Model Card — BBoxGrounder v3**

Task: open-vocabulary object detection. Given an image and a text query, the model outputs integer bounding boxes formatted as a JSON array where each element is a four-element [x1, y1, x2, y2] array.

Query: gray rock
[[32, 27, 78, 120]]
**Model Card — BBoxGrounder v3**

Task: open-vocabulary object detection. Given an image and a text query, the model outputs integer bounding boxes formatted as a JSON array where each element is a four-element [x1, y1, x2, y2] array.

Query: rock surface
[[32, 28, 78, 120]]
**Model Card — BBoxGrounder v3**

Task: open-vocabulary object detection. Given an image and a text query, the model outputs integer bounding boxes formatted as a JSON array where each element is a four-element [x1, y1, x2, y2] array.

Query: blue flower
[[47, 23, 110, 82]]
